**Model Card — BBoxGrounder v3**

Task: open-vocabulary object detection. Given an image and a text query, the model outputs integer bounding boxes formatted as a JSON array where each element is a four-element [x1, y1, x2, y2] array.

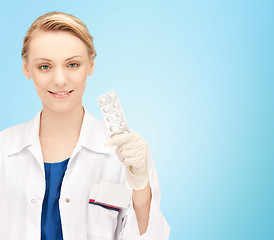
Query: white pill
[[100, 97, 106, 104], [112, 102, 120, 109], [116, 112, 123, 118], [107, 116, 113, 122], [103, 107, 109, 113], [109, 93, 116, 100], [110, 125, 117, 132], [119, 121, 126, 128]]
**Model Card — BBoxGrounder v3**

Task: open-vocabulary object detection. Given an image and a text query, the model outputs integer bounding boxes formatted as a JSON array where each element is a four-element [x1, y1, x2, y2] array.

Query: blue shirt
[[41, 158, 70, 240]]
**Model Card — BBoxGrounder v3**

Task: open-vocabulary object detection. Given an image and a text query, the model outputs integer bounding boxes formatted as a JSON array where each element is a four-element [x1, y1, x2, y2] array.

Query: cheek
[[30, 68, 48, 88], [72, 71, 88, 85], [33, 75, 49, 90]]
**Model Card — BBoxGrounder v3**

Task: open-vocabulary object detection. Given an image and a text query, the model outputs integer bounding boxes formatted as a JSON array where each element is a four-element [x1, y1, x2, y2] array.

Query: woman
[[0, 11, 170, 240]]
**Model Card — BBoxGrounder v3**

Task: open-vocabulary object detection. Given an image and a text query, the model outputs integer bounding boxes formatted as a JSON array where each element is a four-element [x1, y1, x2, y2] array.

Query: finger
[[115, 131, 142, 146], [120, 143, 146, 151], [123, 155, 147, 169], [119, 144, 147, 157], [115, 145, 123, 160], [104, 132, 131, 146], [116, 144, 146, 163], [105, 131, 142, 146], [123, 156, 139, 168], [126, 132, 142, 143], [120, 137, 147, 150]]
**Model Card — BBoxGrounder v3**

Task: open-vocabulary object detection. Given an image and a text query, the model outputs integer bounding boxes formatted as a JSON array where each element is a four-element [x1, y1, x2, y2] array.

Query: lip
[[48, 90, 73, 99]]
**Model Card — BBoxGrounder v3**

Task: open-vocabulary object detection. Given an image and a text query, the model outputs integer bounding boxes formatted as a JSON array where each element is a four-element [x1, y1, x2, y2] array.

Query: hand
[[104, 131, 149, 191]]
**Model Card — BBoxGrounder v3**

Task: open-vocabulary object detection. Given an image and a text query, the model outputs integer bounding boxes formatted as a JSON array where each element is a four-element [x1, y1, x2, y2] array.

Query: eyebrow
[[34, 55, 83, 61]]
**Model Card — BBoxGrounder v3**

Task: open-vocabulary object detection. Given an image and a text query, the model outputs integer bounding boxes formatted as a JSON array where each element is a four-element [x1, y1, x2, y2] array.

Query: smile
[[48, 90, 73, 98]]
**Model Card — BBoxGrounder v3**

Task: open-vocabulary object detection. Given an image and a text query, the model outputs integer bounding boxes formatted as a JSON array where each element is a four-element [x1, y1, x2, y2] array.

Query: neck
[[39, 103, 84, 140]]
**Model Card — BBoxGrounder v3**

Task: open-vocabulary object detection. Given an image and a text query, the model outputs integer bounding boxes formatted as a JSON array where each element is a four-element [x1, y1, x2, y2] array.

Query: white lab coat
[[0, 106, 170, 240]]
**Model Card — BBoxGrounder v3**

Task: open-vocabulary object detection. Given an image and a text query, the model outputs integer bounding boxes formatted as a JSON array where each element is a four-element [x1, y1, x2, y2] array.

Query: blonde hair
[[21, 11, 97, 62]]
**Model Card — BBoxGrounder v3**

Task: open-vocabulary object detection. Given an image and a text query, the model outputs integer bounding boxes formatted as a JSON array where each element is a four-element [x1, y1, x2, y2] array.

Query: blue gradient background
[[0, 0, 273, 239]]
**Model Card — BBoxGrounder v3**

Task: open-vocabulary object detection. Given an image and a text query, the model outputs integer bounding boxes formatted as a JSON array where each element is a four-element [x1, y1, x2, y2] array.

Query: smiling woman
[[0, 11, 170, 240], [22, 29, 94, 112]]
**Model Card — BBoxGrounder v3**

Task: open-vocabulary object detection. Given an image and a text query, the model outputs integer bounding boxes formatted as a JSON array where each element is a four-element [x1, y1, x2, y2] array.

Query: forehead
[[28, 30, 88, 60]]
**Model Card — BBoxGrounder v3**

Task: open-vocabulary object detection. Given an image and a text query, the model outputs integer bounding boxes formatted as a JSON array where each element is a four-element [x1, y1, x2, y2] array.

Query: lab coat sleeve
[[116, 147, 170, 239], [0, 131, 6, 229]]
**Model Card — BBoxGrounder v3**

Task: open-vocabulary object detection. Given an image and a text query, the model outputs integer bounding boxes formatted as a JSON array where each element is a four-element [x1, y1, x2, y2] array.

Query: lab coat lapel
[[7, 106, 112, 171], [7, 109, 45, 172]]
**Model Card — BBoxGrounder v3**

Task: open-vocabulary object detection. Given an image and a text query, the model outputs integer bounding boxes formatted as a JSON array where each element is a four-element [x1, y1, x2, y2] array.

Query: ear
[[88, 60, 95, 76], [22, 59, 31, 79]]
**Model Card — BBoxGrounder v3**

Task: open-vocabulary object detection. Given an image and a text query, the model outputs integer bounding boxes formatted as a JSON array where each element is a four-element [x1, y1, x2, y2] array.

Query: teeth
[[53, 91, 70, 95]]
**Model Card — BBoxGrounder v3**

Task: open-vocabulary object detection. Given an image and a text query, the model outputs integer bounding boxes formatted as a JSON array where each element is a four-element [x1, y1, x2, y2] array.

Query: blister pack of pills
[[97, 90, 130, 137]]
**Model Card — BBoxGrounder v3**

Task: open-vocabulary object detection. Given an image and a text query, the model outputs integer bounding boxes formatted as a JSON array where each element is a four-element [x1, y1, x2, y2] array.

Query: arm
[[132, 183, 152, 235], [105, 131, 170, 239], [115, 147, 170, 239]]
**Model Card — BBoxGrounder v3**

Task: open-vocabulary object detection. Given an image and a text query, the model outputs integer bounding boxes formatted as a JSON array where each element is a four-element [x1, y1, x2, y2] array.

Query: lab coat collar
[[7, 105, 111, 156], [79, 106, 111, 154]]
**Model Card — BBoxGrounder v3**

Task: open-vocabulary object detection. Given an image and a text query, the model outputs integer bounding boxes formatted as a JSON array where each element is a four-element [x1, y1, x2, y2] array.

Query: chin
[[42, 100, 83, 114]]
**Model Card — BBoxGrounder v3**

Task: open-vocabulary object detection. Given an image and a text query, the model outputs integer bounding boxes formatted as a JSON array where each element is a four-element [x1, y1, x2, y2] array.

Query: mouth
[[48, 90, 74, 98], [48, 90, 73, 95]]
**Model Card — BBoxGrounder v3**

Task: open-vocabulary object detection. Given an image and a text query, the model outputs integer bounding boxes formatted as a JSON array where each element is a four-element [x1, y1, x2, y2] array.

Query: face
[[23, 30, 94, 113]]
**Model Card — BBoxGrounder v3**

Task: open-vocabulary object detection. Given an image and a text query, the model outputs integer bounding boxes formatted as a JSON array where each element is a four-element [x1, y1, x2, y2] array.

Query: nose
[[53, 67, 68, 86]]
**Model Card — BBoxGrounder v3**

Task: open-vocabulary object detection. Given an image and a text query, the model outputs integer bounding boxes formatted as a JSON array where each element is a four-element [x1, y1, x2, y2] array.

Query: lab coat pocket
[[87, 179, 131, 239], [87, 201, 119, 239]]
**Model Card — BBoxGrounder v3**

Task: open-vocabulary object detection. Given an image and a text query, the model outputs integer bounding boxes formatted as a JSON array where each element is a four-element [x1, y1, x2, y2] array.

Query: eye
[[39, 65, 50, 71], [68, 63, 79, 68]]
